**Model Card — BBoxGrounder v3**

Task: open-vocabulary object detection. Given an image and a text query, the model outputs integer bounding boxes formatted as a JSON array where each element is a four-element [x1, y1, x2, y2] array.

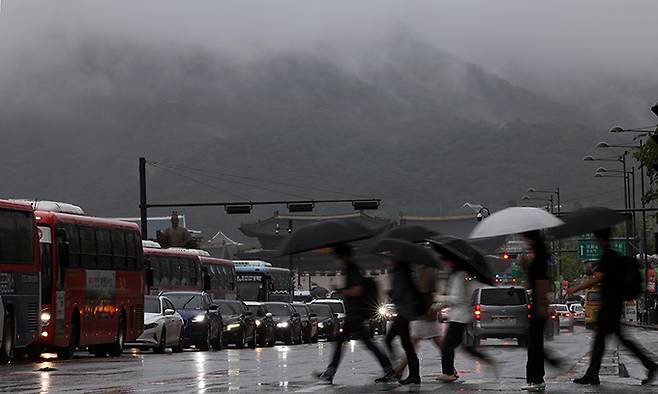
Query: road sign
[[577, 237, 627, 260]]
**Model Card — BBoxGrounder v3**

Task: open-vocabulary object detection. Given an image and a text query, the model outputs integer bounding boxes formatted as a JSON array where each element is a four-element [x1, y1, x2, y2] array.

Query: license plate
[[493, 317, 516, 325]]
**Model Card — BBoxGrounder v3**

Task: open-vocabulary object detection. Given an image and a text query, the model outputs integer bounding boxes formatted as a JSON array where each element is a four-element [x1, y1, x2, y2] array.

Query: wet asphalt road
[[2, 325, 658, 393]]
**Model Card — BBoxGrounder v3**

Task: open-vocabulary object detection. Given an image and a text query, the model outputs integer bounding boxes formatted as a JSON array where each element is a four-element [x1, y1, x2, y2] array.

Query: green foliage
[[633, 131, 658, 204], [559, 253, 584, 281]]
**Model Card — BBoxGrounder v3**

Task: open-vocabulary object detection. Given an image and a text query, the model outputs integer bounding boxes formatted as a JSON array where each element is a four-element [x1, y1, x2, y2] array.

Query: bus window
[[79, 226, 97, 269], [125, 231, 137, 270], [96, 228, 112, 269], [63, 223, 80, 267], [170, 258, 181, 286], [0, 209, 34, 263], [181, 258, 194, 287], [111, 230, 127, 270]]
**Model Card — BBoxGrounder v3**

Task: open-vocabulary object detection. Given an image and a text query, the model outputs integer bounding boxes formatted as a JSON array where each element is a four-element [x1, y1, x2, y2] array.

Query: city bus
[[0, 200, 40, 364], [234, 261, 292, 302], [30, 208, 144, 358], [142, 244, 237, 300]]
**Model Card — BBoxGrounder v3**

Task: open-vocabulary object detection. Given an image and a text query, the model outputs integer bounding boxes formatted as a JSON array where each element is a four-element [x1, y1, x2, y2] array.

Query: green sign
[[577, 237, 627, 260]]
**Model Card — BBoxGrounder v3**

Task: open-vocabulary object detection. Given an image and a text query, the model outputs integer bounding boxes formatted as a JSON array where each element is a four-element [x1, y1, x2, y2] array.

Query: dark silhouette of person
[[314, 243, 394, 384], [158, 211, 192, 248], [569, 227, 657, 386]]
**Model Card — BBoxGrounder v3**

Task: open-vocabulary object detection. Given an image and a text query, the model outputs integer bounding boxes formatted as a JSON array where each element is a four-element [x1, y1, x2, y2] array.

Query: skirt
[[410, 319, 441, 339]]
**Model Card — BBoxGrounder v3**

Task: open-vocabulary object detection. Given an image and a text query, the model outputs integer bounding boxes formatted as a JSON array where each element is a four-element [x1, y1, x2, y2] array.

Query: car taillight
[[527, 304, 531, 319], [564, 313, 571, 318], [474, 304, 481, 320]]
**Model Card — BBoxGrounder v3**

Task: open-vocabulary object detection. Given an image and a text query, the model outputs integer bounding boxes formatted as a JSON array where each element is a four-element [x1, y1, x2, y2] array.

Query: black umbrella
[[546, 207, 625, 240], [370, 238, 440, 267], [279, 219, 385, 256], [365, 224, 439, 251], [428, 236, 495, 285]]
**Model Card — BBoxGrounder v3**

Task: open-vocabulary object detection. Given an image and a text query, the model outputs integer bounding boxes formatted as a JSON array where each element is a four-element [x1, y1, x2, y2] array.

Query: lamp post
[[527, 187, 561, 214], [522, 195, 553, 213]]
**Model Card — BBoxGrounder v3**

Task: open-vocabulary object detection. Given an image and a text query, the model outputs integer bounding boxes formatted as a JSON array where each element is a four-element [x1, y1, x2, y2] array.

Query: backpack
[[618, 255, 642, 301]]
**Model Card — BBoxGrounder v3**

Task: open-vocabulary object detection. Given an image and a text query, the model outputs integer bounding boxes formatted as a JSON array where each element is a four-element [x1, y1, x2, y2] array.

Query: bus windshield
[[0, 208, 34, 264], [237, 282, 261, 301]]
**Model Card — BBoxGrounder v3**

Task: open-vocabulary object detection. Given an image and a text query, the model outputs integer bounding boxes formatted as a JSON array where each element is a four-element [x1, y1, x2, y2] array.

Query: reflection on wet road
[[1, 326, 656, 392]]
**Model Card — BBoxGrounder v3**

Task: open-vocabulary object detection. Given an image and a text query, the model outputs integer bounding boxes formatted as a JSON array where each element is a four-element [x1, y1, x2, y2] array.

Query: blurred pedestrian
[[435, 256, 496, 382], [568, 228, 657, 386], [314, 244, 394, 384], [521, 230, 562, 392], [392, 265, 442, 379], [383, 259, 421, 384]]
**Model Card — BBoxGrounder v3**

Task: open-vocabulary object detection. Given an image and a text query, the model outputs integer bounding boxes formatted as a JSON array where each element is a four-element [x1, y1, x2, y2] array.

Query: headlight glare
[[276, 322, 289, 328], [40, 310, 52, 325], [226, 323, 241, 330], [192, 314, 206, 323]]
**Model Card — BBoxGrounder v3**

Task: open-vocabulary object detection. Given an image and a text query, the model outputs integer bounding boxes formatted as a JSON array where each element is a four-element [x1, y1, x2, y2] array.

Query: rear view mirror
[[208, 304, 219, 312], [333, 313, 339, 318], [164, 308, 175, 316], [265, 312, 273, 318], [292, 312, 300, 318]]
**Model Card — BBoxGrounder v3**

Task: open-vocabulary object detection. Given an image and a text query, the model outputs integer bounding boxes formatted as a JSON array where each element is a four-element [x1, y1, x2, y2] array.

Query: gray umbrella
[[546, 207, 625, 240], [370, 238, 440, 267], [279, 219, 386, 255]]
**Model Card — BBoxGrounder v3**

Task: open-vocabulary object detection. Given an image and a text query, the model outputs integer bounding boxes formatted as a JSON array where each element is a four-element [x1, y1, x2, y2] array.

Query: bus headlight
[[192, 314, 206, 323], [40, 310, 52, 326]]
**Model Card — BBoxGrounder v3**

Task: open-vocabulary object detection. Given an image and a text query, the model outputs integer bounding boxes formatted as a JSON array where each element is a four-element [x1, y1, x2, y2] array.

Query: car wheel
[[92, 345, 108, 357], [0, 310, 15, 364], [212, 327, 223, 351], [172, 328, 184, 353], [153, 327, 166, 354], [108, 313, 126, 357], [285, 328, 293, 345], [199, 326, 211, 351]]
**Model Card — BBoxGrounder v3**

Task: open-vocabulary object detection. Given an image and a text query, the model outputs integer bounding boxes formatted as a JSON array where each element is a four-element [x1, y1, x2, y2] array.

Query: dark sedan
[[216, 300, 257, 348], [161, 291, 223, 351], [292, 303, 318, 343], [264, 302, 302, 345], [308, 303, 338, 341], [245, 301, 275, 347]]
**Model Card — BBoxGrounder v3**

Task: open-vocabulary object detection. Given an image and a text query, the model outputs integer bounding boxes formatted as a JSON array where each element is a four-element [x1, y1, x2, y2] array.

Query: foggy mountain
[[0, 32, 634, 242]]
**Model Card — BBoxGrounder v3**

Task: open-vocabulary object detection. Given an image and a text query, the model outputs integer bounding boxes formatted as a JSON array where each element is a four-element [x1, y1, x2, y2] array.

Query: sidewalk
[[622, 321, 658, 331]]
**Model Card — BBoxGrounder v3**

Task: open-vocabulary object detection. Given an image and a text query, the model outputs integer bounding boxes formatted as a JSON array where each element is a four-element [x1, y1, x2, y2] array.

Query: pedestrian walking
[[435, 256, 496, 382], [568, 227, 657, 386], [382, 259, 422, 384], [392, 265, 442, 379], [314, 243, 395, 384]]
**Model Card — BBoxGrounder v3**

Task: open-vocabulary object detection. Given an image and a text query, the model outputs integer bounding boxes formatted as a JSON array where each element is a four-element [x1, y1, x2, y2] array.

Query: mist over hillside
[[0, 30, 639, 242]]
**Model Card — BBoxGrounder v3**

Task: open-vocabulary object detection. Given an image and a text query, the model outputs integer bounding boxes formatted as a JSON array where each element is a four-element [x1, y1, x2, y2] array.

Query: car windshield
[[247, 305, 263, 315], [144, 297, 161, 314], [166, 294, 205, 310], [571, 304, 583, 312], [309, 305, 332, 317], [217, 301, 241, 315], [266, 304, 291, 316], [555, 305, 569, 312], [480, 288, 527, 306], [293, 305, 309, 317], [314, 302, 344, 314]]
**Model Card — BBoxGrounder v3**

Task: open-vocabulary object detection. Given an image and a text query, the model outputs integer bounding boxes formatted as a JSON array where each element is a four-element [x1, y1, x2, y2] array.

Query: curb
[[621, 321, 658, 331]]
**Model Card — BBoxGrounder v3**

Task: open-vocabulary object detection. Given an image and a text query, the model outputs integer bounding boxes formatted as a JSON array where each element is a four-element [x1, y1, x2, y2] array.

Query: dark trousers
[[586, 308, 655, 377], [329, 316, 392, 373], [442, 322, 490, 376], [526, 316, 545, 384], [385, 316, 419, 379]]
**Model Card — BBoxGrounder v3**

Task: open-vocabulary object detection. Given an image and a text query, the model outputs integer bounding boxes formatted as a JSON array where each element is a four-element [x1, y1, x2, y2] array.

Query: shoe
[[520, 383, 531, 390], [312, 369, 334, 384], [526, 382, 546, 392], [398, 376, 420, 385], [374, 368, 396, 383], [573, 375, 600, 385], [642, 364, 657, 385], [435, 374, 458, 382]]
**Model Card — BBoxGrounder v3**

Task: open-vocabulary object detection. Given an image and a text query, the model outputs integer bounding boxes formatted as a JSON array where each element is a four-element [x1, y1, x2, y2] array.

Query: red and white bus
[[30, 209, 144, 358], [0, 200, 40, 364], [143, 245, 237, 300]]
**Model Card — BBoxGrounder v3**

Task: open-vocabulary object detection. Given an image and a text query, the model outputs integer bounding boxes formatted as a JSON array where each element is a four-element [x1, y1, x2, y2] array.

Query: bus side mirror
[[145, 264, 154, 287]]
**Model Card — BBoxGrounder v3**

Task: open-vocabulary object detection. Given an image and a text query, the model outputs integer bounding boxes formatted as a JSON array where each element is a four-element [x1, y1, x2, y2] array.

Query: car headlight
[[255, 320, 262, 327], [40, 310, 52, 326], [378, 306, 387, 317], [276, 322, 289, 328], [144, 322, 158, 330], [318, 322, 324, 328], [226, 323, 241, 331], [192, 314, 206, 323]]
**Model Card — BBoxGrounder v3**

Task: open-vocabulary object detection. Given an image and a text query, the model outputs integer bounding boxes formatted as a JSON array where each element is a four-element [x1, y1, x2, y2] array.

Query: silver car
[[551, 303, 575, 332], [466, 286, 530, 346], [129, 295, 185, 353]]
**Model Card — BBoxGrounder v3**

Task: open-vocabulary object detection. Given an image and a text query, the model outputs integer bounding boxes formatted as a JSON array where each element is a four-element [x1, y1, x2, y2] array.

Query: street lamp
[[583, 155, 622, 163], [527, 187, 561, 214], [522, 195, 553, 212]]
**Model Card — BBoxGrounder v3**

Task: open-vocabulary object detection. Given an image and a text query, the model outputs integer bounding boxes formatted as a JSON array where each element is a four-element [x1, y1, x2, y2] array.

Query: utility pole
[[139, 157, 148, 238]]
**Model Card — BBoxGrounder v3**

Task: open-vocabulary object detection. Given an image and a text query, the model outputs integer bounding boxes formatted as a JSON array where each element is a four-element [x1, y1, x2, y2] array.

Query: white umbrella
[[469, 207, 564, 239]]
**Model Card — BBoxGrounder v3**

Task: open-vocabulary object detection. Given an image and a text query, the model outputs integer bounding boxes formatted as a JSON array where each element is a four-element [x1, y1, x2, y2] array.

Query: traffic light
[[503, 253, 510, 260]]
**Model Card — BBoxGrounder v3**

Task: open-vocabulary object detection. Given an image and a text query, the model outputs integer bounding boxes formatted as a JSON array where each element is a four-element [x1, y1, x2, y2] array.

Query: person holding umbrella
[[279, 219, 395, 384], [429, 236, 497, 382], [470, 207, 564, 392], [371, 238, 440, 385]]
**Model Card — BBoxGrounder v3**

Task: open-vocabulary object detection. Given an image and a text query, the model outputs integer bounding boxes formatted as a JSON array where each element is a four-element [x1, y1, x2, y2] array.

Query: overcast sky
[[3, 0, 658, 80]]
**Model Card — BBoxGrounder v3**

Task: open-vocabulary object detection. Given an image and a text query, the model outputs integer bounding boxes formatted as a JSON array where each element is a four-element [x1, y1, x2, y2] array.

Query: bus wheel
[[0, 310, 15, 364], [57, 313, 79, 360], [92, 345, 108, 357], [108, 313, 125, 357], [26, 345, 43, 360]]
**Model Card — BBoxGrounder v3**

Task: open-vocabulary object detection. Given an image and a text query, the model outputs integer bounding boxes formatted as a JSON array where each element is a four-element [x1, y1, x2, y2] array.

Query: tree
[[634, 131, 658, 204]]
